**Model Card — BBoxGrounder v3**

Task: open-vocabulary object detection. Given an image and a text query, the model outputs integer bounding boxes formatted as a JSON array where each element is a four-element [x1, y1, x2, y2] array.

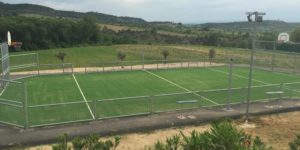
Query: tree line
[[0, 16, 136, 51], [1, 16, 300, 52]]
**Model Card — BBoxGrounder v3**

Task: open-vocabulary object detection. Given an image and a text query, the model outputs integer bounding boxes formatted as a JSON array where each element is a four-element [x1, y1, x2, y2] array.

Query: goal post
[[9, 52, 39, 78], [0, 43, 10, 88]]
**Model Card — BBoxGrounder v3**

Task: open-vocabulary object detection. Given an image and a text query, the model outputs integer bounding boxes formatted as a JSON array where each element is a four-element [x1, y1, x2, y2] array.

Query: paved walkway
[[10, 61, 224, 76], [1, 99, 300, 148]]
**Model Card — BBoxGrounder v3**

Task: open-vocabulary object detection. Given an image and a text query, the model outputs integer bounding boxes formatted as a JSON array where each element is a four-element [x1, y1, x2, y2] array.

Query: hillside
[[193, 20, 300, 33], [1, 1, 300, 33], [0, 1, 146, 25]]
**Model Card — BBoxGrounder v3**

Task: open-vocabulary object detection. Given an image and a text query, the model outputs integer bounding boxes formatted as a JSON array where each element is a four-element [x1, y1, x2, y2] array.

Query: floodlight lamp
[[255, 15, 263, 22]]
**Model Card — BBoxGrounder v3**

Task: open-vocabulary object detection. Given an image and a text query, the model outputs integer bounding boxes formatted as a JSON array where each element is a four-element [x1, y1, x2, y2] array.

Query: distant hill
[[1, 1, 299, 33], [193, 20, 300, 33], [0, 1, 147, 25]]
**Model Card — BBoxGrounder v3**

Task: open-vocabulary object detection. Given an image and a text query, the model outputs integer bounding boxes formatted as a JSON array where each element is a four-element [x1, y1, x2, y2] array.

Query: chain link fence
[[1, 42, 300, 128]]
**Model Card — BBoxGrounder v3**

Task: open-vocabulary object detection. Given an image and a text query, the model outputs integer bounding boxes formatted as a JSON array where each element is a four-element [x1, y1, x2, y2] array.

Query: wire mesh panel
[[96, 96, 150, 119], [28, 101, 94, 127], [9, 53, 39, 79], [199, 88, 247, 105], [38, 63, 74, 75], [62, 63, 74, 74], [0, 79, 25, 127], [283, 82, 300, 99], [254, 41, 276, 71], [10, 53, 38, 71], [199, 84, 290, 106], [152, 92, 204, 113], [0, 103, 24, 127]]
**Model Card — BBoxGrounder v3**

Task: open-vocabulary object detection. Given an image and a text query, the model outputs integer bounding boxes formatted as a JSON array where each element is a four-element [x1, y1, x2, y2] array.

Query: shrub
[[53, 133, 120, 150], [151, 120, 272, 150], [289, 135, 300, 150], [208, 49, 216, 64]]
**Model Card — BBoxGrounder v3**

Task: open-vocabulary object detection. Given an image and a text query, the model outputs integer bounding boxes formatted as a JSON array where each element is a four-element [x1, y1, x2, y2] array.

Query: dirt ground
[[11, 61, 224, 76], [26, 111, 300, 150]]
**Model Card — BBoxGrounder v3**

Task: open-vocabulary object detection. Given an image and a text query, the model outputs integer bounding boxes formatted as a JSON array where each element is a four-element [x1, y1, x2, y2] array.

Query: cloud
[[1, 0, 300, 23]]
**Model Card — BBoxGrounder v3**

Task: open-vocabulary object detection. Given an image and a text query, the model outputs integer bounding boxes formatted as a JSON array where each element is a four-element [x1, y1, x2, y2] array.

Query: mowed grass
[[2, 66, 300, 127]]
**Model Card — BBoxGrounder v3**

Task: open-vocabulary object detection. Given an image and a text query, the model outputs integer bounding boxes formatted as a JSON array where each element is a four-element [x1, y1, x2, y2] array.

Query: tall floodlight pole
[[245, 11, 266, 122]]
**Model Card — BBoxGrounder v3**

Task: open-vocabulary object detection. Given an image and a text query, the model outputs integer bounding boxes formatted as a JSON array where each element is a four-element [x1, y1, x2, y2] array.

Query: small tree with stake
[[161, 50, 169, 64], [117, 51, 126, 68], [55, 52, 67, 72], [208, 49, 216, 64]]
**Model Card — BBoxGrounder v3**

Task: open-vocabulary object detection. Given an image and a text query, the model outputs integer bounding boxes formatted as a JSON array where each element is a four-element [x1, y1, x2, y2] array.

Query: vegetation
[[46, 120, 300, 150], [117, 51, 126, 68], [161, 50, 169, 64], [2, 2, 300, 52], [151, 120, 272, 150], [0, 1, 146, 26], [55, 52, 67, 64], [52, 133, 120, 150], [208, 49, 216, 64], [289, 135, 300, 150], [291, 27, 300, 42]]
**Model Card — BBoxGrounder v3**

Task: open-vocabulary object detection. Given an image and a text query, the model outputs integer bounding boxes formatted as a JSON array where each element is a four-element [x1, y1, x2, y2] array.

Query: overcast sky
[[2, 0, 300, 23]]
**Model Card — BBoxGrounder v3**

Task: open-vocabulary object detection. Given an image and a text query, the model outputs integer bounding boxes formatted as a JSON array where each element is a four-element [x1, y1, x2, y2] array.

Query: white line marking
[[72, 74, 95, 119], [0, 83, 8, 96], [208, 68, 270, 85], [144, 70, 219, 105], [209, 68, 300, 94]]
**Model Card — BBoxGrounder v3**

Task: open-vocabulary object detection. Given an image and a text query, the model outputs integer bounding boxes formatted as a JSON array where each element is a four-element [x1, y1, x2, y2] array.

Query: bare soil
[[27, 111, 300, 150]]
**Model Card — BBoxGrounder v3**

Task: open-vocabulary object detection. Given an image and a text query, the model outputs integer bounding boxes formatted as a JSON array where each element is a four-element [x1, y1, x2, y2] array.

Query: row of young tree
[[51, 120, 300, 150], [54, 49, 216, 66]]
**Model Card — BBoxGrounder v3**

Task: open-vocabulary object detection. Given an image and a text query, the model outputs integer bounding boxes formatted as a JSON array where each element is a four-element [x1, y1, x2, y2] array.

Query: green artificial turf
[[2, 66, 300, 127]]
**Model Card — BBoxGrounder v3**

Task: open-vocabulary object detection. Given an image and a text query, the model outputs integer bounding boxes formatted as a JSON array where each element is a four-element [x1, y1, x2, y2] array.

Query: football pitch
[[1, 66, 300, 127]]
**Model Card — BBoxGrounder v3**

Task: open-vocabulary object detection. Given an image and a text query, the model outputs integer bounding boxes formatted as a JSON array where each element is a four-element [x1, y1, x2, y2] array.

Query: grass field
[[8, 44, 300, 76], [1, 66, 300, 127]]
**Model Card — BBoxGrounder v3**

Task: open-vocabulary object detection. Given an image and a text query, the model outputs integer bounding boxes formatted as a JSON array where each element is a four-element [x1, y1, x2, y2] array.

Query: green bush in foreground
[[52, 133, 120, 150], [152, 120, 272, 150], [52, 120, 300, 150], [289, 134, 300, 150]]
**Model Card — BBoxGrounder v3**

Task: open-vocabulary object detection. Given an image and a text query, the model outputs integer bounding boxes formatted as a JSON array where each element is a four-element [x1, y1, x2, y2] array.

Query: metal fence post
[[72, 64, 74, 74], [226, 58, 234, 110], [93, 100, 97, 120], [142, 50, 145, 69], [271, 42, 276, 72], [23, 83, 29, 129], [36, 53, 40, 76], [102, 63, 105, 72], [149, 96, 153, 114], [293, 54, 297, 74]]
